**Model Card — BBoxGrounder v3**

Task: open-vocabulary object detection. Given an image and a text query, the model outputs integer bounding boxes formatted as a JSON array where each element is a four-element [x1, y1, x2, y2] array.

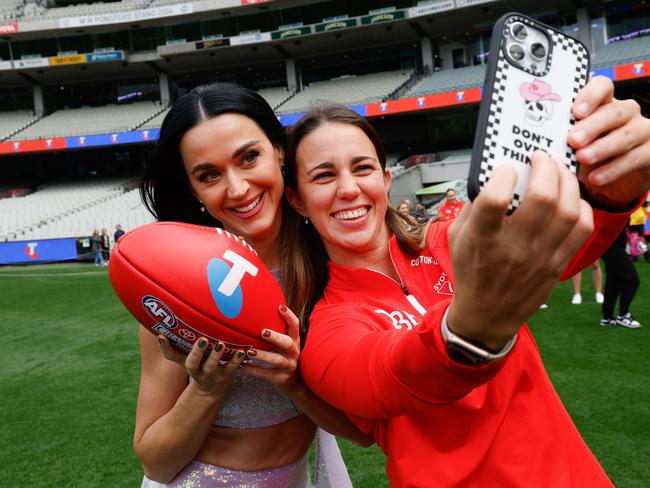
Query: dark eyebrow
[[306, 156, 378, 175], [233, 140, 261, 159], [307, 161, 334, 175], [189, 140, 261, 175], [351, 155, 377, 164], [190, 162, 215, 175]]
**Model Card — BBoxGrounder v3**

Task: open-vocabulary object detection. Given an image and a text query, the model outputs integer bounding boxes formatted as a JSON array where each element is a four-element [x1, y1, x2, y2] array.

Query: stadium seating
[[0, 178, 132, 241], [139, 108, 170, 131], [20, 0, 148, 20], [0, 0, 22, 21], [405, 65, 486, 98], [275, 70, 413, 113], [148, 0, 192, 7], [257, 87, 295, 110], [17, 187, 155, 242], [0, 111, 40, 141], [592, 36, 650, 68], [135, 87, 293, 131], [10, 101, 166, 140]]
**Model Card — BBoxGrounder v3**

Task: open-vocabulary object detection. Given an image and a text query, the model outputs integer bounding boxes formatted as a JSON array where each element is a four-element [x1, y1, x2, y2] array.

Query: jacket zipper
[[363, 247, 427, 316]]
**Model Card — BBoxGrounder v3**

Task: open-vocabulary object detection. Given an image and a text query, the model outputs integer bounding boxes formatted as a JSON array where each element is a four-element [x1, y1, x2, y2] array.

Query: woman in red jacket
[[283, 77, 650, 487]]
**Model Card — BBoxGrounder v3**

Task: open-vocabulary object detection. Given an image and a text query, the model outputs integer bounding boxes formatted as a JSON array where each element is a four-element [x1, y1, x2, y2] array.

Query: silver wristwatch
[[441, 307, 517, 366]]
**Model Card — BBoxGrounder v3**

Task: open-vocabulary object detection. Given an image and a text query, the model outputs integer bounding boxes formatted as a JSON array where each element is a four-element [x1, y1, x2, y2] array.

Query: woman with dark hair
[[284, 76, 650, 487], [136, 82, 370, 487]]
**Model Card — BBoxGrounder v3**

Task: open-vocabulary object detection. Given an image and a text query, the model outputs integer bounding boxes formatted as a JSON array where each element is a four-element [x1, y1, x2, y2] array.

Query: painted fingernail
[[262, 329, 272, 338], [575, 102, 590, 117], [571, 129, 588, 145], [247, 349, 257, 357], [198, 339, 206, 348], [279, 304, 287, 313], [157, 336, 164, 345], [215, 342, 223, 352], [237, 351, 245, 359]]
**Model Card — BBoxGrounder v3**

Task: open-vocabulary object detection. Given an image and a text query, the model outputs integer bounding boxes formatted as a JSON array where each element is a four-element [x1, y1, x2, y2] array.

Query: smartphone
[[468, 12, 590, 212]]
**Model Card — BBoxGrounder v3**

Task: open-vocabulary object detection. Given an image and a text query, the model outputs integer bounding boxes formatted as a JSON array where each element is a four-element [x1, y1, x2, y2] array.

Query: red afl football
[[109, 222, 287, 356]]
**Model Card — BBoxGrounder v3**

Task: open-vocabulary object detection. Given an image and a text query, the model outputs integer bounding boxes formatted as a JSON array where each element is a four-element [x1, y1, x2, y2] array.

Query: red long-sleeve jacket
[[301, 207, 631, 488]]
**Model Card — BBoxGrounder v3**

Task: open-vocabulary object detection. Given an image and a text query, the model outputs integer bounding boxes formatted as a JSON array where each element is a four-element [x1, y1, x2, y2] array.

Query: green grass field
[[0, 262, 648, 487]]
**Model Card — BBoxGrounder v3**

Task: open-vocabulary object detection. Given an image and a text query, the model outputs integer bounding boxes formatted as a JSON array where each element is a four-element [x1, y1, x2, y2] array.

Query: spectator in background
[[397, 200, 412, 217], [436, 188, 464, 222], [114, 224, 125, 243], [600, 227, 642, 328], [629, 203, 650, 263], [570, 260, 604, 304], [91, 229, 106, 266], [101, 228, 110, 263], [413, 202, 429, 224]]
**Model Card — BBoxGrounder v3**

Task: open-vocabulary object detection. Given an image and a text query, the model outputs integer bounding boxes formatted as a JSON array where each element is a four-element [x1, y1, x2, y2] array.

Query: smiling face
[[180, 113, 284, 247], [287, 122, 392, 266], [397, 203, 410, 215]]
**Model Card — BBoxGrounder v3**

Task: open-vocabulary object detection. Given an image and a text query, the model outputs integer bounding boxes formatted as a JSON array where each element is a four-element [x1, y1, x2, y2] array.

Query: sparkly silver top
[[213, 269, 301, 429]]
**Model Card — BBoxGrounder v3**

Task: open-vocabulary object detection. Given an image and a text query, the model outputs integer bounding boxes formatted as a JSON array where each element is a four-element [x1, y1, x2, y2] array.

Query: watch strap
[[441, 307, 517, 365]]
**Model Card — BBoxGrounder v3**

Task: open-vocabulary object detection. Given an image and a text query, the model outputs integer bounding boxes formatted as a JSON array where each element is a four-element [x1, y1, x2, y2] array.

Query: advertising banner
[[456, 0, 494, 7], [408, 1, 455, 18], [314, 18, 358, 33], [14, 57, 50, 68], [278, 105, 366, 127], [365, 87, 481, 117], [0, 23, 18, 34], [361, 10, 406, 25], [0, 60, 13, 70], [590, 66, 615, 80], [0, 138, 66, 155], [614, 60, 649, 81], [229, 32, 271, 46], [65, 129, 159, 149], [86, 51, 124, 62], [59, 3, 193, 28], [0, 238, 78, 264], [196, 38, 230, 49], [271, 26, 312, 40], [50, 54, 86, 66]]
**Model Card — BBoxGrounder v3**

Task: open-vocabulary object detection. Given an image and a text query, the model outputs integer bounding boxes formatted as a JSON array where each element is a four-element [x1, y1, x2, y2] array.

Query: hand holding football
[[109, 222, 287, 355]]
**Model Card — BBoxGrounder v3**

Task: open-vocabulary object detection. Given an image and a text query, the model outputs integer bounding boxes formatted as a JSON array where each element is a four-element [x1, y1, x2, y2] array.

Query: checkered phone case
[[468, 13, 590, 212]]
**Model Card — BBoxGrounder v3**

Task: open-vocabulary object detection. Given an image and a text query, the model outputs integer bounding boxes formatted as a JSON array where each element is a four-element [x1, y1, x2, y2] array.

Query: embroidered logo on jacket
[[374, 309, 418, 330], [433, 272, 454, 295]]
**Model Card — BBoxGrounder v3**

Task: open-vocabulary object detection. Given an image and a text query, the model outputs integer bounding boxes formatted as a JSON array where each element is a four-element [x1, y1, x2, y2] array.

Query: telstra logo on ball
[[207, 250, 259, 319]]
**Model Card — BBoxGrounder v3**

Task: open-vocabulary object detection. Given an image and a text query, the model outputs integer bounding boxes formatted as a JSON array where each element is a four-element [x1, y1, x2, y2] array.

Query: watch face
[[446, 342, 487, 366]]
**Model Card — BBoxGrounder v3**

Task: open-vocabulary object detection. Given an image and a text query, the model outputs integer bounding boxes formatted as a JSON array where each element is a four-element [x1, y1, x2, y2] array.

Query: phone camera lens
[[508, 44, 525, 61], [530, 43, 546, 59], [510, 22, 527, 40]]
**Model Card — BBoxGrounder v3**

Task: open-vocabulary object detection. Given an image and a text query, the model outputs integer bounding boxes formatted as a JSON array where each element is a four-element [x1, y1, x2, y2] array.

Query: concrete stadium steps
[[592, 35, 650, 68], [0, 178, 134, 242], [0, 111, 41, 141], [276, 70, 414, 113], [9, 101, 165, 141], [405, 65, 486, 98], [17, 188, 156, 242]]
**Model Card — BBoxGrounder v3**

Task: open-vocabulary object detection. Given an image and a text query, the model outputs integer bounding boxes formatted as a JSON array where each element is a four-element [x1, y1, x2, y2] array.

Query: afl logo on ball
[[207, 250, 259, 319], [142, 295, 178, 329]]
